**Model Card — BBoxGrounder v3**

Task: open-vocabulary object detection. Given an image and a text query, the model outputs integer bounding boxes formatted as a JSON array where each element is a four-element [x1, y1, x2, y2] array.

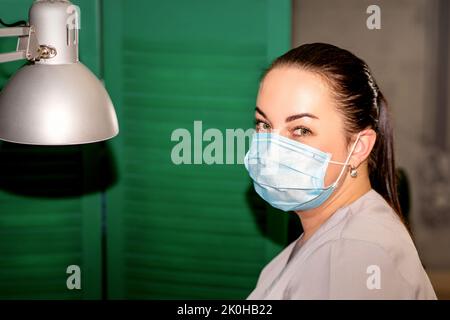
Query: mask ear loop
[[325, 132, 362, 189]]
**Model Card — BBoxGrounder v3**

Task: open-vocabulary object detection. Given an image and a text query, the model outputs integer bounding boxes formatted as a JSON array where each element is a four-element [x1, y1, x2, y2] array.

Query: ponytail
[[369, 92, 405, 223]]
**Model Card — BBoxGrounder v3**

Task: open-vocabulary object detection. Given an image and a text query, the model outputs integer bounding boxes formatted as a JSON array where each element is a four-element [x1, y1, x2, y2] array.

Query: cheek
[[322, 143, 349, 186], [324, 163, 344, 186]]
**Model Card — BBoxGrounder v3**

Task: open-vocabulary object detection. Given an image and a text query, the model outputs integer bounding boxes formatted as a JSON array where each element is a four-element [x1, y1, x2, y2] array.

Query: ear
[[349, 128, 376, 168]]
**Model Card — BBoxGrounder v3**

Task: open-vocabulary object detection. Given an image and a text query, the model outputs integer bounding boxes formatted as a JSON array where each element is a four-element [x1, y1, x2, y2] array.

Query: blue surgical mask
[[243, 132, 361, 212]]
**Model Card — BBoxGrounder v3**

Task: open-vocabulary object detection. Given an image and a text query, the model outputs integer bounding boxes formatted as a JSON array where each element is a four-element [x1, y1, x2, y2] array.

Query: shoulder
[[322, 236, 435, 299], [340, 189, 410, 246], [338, 190, 423, 280], [297, 190, 436, 299], [327, 237, 415, 299]]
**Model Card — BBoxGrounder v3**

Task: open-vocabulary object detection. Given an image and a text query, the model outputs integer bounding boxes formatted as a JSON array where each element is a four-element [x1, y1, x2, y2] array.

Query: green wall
[[0, 0, 104, 299], [0, 0, 291, 299]]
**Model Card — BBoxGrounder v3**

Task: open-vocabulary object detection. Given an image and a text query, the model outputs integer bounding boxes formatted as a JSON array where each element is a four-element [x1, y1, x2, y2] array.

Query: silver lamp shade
[[0, 0, 119, 145], [0, 63, 118, 145]]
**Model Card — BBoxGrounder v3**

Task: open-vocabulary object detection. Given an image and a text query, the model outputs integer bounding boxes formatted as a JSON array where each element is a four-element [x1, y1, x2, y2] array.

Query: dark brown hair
[[263, 43, 404, 222]]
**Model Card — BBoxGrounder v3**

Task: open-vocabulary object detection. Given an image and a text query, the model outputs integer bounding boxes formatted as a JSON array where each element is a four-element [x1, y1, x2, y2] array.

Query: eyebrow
[[255, 106, 319, 122], [285, 113, 319, 122], [255, 107, 268, 119]]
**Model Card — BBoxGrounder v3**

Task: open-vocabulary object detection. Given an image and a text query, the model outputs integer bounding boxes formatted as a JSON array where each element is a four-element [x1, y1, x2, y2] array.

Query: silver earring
[[350, 166, 358, 178]]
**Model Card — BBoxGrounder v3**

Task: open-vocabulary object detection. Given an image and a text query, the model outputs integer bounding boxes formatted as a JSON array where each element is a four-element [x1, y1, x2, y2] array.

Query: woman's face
[[255, 66, 351, 187]]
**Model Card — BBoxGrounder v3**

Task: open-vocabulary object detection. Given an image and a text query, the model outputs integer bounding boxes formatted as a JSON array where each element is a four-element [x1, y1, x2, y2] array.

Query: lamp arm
[[0, 26, 29, 37], [0, 26, 55, 63]]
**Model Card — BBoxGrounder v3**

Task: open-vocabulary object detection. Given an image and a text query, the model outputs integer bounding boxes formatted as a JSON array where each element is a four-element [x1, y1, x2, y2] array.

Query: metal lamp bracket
[[0, 26, 57, 63]]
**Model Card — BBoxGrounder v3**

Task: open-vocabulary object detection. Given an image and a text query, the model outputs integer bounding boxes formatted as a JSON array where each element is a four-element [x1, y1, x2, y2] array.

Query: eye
[[293, 126, 312, 137], [255, 119, 271, 132]]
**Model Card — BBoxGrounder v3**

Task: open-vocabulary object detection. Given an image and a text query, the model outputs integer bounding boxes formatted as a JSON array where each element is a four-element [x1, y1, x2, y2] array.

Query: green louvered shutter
[[0, 0, 102, 299], [104, 0, 291, 299]]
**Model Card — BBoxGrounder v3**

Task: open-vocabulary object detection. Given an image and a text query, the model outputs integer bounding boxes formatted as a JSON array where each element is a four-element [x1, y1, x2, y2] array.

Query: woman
[[243, 43, 436, 299]]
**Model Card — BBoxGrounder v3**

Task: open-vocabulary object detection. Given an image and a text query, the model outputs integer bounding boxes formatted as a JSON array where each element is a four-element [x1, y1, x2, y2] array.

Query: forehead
[[256, 66, 337, 119]]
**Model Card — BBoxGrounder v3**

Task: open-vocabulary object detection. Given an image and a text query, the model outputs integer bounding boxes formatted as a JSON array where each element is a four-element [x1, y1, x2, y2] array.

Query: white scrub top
[[247, 189, 437, 300]]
